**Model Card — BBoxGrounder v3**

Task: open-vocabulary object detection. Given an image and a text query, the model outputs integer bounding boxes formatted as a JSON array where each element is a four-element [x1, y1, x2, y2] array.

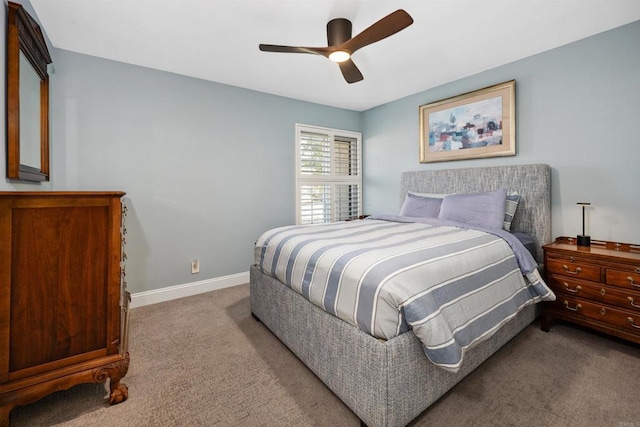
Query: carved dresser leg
[[109, 352, 130, 404], [93, 353, 130, 405], [109, 382, 129, 405], [0, 404, 12, 427]]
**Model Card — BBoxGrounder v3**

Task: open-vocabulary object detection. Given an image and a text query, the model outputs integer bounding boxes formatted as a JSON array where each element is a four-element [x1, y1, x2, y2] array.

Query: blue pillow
[[399, 193, 443, 218], [439, 189, 507, 229]]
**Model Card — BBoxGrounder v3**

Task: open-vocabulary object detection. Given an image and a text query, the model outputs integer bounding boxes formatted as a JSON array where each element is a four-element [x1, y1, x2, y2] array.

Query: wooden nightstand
[[541, 237, 640, 344]]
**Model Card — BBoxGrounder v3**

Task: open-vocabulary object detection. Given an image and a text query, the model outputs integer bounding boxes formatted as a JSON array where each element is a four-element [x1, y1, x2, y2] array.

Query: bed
[[250, 164, 552, 427]]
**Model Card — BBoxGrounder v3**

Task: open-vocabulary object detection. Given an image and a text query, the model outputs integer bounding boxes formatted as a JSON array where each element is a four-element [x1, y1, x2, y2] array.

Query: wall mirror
[[6, 1, 52, 182]]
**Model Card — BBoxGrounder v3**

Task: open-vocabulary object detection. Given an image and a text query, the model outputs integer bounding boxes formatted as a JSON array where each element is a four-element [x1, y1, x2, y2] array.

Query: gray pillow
[[503, 191, 521, 231], [439, 189, 507, 229], [399, 193, 443, 218]]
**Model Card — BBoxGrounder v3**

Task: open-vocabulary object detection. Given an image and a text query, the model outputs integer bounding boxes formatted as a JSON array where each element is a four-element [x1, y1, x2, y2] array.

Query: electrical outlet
[[191, 259, 200, 274]]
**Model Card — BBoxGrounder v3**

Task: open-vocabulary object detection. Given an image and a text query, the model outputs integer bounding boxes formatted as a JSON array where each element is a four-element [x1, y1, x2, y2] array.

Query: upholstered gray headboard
[[400, 164, 551, 262]]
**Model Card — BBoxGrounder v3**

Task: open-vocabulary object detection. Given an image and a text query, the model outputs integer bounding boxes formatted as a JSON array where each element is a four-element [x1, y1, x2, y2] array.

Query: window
[[295, 124, 362, 225]]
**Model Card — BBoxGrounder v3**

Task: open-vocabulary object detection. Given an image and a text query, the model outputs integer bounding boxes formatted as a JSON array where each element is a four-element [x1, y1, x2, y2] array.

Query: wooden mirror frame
[[6, 2, 52, 182]]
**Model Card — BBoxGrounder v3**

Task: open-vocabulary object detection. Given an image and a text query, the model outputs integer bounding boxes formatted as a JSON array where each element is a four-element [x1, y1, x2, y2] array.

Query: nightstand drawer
[[606, 269, 640, 291], [556, 297, 640, 332], [546, 259, 601, 282], [547, 274, 640, 312]]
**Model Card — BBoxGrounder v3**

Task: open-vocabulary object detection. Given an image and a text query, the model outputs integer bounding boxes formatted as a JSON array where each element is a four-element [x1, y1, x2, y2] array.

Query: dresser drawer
[[556, 296, 640, 334], [606, 269, 640, 291], [546, 259, 601, 282], [547, 274, 640, 312]]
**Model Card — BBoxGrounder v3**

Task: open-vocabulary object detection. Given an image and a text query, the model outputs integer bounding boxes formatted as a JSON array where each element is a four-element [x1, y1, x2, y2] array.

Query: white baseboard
[[130, 271, 249, 308]]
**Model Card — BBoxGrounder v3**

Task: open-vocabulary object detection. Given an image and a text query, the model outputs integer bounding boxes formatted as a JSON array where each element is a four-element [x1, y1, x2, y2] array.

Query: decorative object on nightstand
[[345, 215, 370, 221], [576, 202, 591, 247], [541, 236, 640, 344], [0, 192, 130, 423]]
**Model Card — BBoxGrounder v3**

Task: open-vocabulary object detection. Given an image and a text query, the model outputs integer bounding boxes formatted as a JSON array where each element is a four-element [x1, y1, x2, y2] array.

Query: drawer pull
[[563, 301, 582, 312], [628, 276, 640, 287], [563, 282, 581, 293], [636, 267, 640, 274], [628, 297, 640, 308], [562, 265, 582, 275], [600, 288, 606, 296], [569, 256, 576, 262], [600, 307, 606, 316], [628, 317, 640, 329]]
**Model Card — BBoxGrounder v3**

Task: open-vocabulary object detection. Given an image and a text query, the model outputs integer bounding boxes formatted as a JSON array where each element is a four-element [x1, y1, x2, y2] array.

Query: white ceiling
[[31, 0, 640, 112]]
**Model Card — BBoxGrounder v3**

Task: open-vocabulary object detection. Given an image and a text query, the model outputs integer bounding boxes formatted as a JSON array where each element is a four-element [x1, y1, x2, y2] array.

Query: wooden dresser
[[0, 192, 130, 424], [541, 236, 640, 344]]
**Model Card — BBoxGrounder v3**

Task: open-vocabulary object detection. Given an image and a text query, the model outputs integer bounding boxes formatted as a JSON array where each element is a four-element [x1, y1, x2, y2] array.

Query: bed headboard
[[400, 164, 551, 262]]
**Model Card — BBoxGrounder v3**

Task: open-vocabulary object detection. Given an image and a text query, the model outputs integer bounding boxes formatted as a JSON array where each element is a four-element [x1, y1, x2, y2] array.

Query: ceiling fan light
[[329, 50, 350, 63]]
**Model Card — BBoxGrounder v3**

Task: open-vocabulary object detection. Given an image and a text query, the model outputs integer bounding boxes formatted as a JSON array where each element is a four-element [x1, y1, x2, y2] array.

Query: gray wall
[[46, 50, 361, 293], [363, 20, 640, 244]]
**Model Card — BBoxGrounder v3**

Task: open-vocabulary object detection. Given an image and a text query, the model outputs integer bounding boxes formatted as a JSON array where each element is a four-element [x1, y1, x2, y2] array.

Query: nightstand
[[540, 237, 640, 344]]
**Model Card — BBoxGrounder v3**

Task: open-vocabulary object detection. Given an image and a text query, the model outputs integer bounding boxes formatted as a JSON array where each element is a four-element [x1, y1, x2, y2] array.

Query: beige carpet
[[9, 284, 640, 426]]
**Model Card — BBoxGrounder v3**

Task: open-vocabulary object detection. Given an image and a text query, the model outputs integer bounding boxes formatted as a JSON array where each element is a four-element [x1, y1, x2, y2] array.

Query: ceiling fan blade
[[338, 59, 363, 84], [259, 44, 330, 56], [342, 9, 413, 54]]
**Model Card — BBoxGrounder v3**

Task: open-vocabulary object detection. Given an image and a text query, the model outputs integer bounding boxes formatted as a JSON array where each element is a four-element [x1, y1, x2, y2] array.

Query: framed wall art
[[419, 80, 515, 163]]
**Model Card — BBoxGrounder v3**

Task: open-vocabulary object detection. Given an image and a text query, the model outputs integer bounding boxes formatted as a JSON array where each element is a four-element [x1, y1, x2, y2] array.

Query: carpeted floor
[[9, 284, 640, 426]]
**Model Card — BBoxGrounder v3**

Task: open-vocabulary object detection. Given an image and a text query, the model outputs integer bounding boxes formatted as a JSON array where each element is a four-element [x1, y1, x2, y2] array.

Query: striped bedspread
[[254, 217, 555, 372]]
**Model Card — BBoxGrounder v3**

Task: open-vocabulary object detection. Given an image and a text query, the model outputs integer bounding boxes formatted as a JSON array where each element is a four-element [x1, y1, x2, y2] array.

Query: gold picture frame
[[419, 80, 515, 163]]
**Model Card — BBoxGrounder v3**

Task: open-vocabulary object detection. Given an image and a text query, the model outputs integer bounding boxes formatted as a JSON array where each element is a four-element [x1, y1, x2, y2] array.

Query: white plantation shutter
[[334, 184, 360, 221], [334, 136, 360, 177], [300, 132, 331, 176], [296, 124, 362, 225]]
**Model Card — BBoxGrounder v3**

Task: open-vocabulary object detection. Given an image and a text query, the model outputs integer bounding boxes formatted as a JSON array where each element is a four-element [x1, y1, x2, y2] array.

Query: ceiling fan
[[259, 9, 413, 84]]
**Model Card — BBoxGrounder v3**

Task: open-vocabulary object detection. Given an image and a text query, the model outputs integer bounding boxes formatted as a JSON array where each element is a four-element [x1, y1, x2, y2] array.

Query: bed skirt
[[250, 265, 538, 427]]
